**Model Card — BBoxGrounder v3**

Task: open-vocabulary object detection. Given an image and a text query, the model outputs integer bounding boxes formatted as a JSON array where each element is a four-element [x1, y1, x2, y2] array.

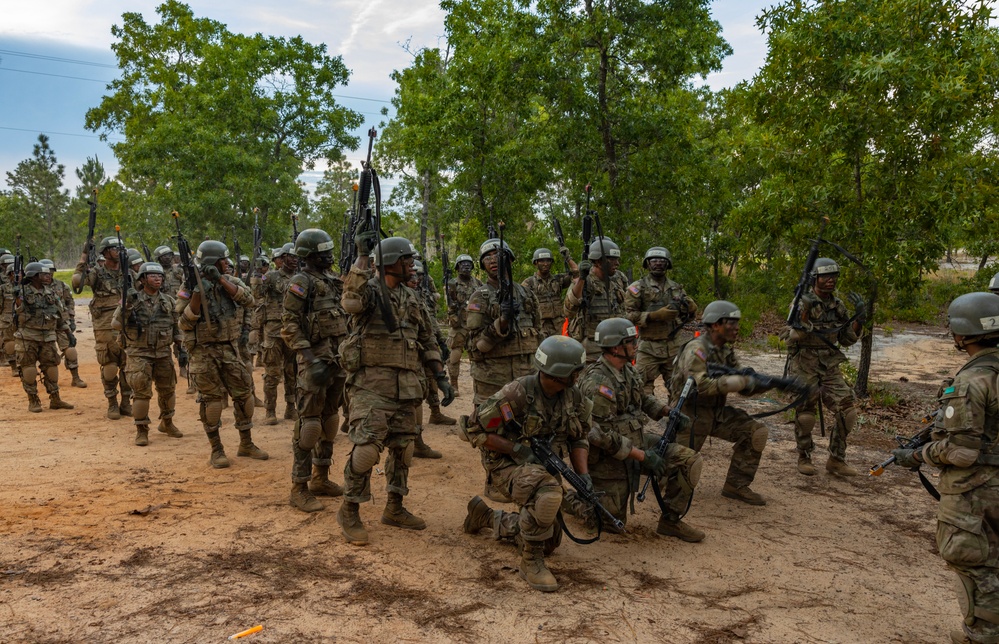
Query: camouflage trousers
[[189, 341, 254, 431], [635, 338, 682, 397], [789, 348, 856, 460], [342, 388, 419, 503], [2, 323, 16, 367], [447, 327, 467, 382], [292, 356, 346, 484], [55, 329, 79, 370], [938, 481, 999, 642], [15, 337, 60, 397], [261, 337, 296, 411], [94, 329, 131, 400], [124, 353, 177, 422], [487, 462, 565, 542]]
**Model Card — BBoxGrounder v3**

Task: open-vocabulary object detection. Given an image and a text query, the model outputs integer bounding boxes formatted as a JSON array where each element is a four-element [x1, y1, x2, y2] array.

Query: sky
[[0, 0, 774, 195]]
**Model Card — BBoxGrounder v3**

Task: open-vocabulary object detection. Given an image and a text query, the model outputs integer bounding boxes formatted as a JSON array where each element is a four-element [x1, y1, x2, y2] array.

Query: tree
[[3, 134, 71, 261], [85, 0, 363, 244], [744, 0, 999, 395]]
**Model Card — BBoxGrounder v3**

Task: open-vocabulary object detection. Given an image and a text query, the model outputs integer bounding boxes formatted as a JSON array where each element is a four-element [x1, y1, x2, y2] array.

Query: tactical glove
[[578, 260, 592, 282], [848, 292, 867, 325], [578, 472, 594, 493], [641, 450, 667, 477], [355, 229, 378, 255], [436, 371, 455, 406], [438, 338, 451, 362], [202, 265, 221, 282], [891, 448, 921, 469], [648, 306, 678, 322]]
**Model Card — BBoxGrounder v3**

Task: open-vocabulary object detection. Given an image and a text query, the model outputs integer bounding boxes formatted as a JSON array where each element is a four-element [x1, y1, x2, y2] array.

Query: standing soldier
[[445, 254, 482, 396], [73, 236, 132, 419], [113, 262, 184, 446], [665, 300, 771, 507], [178, 240, 267, 468], [1, 254, 20, 375], [521, 247, 577, 340], [786, 258, 865, 477], [256, 243, 298, 426], [465, 238, 542, 405], [337, 233, 453, 544], [461, 335, 591, 592], [14, 262, 74, 412], [625, 247, 697, 395], [408, 260, 451, 458], [564, 239, 626, 363], [281, 229, 350, 513], [40, 259, 87, 388], [891, 292, 999, 644], [578, 317, 705, 541], [155, 245, 191, 385]]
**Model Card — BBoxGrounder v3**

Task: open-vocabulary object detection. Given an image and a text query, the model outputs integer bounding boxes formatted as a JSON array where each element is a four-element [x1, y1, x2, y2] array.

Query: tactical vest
[[263, 270, 293, 324], [191, 281, 241, 344], [525, 273, 566, 320], [506, 375, 585, 446], [19, 284, 62, 331], [347, 280, 422, 372], [89, 265, 124, 315], [0, 283, 14, 324], [448, 276, 482, 327], [571, 275, 625, 342], [468, 283, 539, 361], [122, 291, 176, 350], [632, 275, 685, 341], [955, 350, 999, 456], [162, 265, 185, 298], [299, 270, 348, 344], [793, 293, 850, 350], [586, 360, 646, 437]]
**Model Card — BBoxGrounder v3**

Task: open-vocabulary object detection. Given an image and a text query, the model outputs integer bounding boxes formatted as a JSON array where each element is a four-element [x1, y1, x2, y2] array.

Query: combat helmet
[[23, 261, 49, 278], [39, 259, 56, 271], [701, 300, 742, 325], [533, 335, 587, 378], [196, 240, 230, 267], [374, 237, 417, 266], [643, 247, 672, 269], [127, 249, 143, 268], [811, 258, 840, 278], [294, 228, 334, 258], [594, 317, 639, 348], [0, 254, 14, 270], [153, 245, 174, 262], [454, 254, 474, 270], [413, 260, 425, 275], [137, 262, 165, 280], [478, 238, 514, 269], [97, 236, 120, 254], [588, 239, 621, 261], [989, 271, 999, 294], [948, 292, 999, 346], [532, 248, 554, 263]]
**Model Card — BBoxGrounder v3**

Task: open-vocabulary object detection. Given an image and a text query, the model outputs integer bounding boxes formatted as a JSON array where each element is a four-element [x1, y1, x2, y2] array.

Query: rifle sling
[[555, 509, 602, 545]]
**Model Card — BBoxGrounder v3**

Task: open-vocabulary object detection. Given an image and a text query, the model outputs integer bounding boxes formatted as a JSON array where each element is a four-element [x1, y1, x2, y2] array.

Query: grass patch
[[54, 269, 91, 298]]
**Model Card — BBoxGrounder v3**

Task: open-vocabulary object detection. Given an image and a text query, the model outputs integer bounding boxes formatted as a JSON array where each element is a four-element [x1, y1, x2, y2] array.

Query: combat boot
[[826, 457, 858, 477], [119, 397, 133, 417], [49, 393, 74, 410], [463, 496, 496, 534], [413, 431, 442, 459], [186, 382, 196, 395], [134, 425, 149, 447], [519, 541, 558, 592], [381, 492, 426, 530], [721, 483, 766, 506], [797, 451, 818, 476], [254, 394, 265, 408], [27, 394, 42, 413], [70, 368, 87, 388], [106, 397, 121, 420], [263, 408, 278, 426], [308, 464, 344, 497], [236, 429, 269, 460], [157, 418, 184, 438], [206, 430, 230, 469], [284, 405, 297, 421], [428, 405, 457, 426], [179, 363, 188, 378], [337, 501, 369, 545], [290, 482, 323, 513], [450, 377, 460, 398], [656, 517, 705, 543]]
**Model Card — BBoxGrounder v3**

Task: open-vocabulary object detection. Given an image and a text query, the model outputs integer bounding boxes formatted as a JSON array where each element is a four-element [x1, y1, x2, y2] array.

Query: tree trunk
[[853, 290, 876, 399], [420, 168, 431, 254]]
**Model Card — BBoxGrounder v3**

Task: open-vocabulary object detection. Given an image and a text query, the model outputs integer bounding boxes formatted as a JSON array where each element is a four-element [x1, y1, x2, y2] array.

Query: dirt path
[[0, 318, 962, 642]]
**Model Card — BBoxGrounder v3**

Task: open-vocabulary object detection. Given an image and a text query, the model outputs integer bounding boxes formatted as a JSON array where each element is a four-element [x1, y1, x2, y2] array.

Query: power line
[[0, 67, 113, 84], [0, 49, 118, 68], [0, 125, 122, 141]]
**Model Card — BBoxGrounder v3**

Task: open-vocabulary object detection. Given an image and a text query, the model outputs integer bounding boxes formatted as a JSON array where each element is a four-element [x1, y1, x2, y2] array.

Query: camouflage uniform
[[521, 271, 573, 339], [49, 277, 83, 384], [920, 348, 999, 644], [580, 356, 701, 527], [446, 273, 483, 389], [564, 275, 626, 362], [664, 334, 768, 501], [74, 259, 132, 413], [256, 266, 297, 420], [465, 282, 542, 405], [161, 260, 189, 375], [787, 290, 861, 464], [624, 274, 696, 395], [0, 268, 17, 374], [282, 266, 349, 499], [14, 281, 68, 408]]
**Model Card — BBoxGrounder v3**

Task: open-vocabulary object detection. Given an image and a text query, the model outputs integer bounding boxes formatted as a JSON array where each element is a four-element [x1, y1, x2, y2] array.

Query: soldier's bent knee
[[795, 411, 816, 434], [687, 453, 704, 487], [530, 485, 563, 527], [751, 424, 768, 453], [350, 443, 380, 474]]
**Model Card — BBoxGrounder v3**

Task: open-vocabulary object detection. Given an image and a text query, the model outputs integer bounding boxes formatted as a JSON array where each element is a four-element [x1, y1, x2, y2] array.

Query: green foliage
[[3, 134, 72, 262]]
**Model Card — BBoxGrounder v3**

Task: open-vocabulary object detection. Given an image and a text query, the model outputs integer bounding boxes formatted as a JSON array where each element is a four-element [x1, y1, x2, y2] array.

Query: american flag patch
[[628, 284, 640, 295], [467, 302, 481, 311], [289, 282, 307, 297], [598, 385, 614, 400], [500, 402, 514, 421], [178, 288, 190, 299], [695, 348, 706, 361]]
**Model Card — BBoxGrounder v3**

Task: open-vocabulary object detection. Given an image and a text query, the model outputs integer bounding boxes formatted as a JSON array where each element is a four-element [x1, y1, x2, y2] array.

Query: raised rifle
[[172, 211, 213, 334], [355, 127, 398, 332], [549, 202, 571, 272], [528, 435, 626, 536], [340, 183, 360, 275], [581, 185, 594, 312], [496, 222, 519, 331], [115, 225, 136, 349], [290, 213, 300, 243], [869, 409, 941, 500], [231, 225, 243, 280], [787, 216, 830, 330], [140, 239, 153, 262], [75, 189, 99, 295], [439, 234, 454, 310], [11, 235, 23, 330], [638, 376, 696, 503], [252, 208, 263, 278]]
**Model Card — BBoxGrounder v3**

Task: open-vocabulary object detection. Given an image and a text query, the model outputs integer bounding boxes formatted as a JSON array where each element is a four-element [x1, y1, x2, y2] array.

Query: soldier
[[564, 238, 626, 363], [281, 229, 349, 513], [155, 245, 190, 380], [664, 300, 771, 506], [578, 317, 705, 541], [238, 255, 251, 277], [1, 254, 20, 375], [178, 240, 267, 468], [14, 262, 74, 412], [112, 262, 184, 446], [39, 259, 87, 388], [521, 247, 577, 340], [461, 335, 592, 592], [256, 243, 298, 425], [625, 247, 697, 395], [891, 292, 999, 644], [407, 260, 451, 459], [73, 236, 133, 419], [336, 233, 454, 544], [465, 238, 542, 405], [786, 258, 865, 477], [126, 249, 144, 276], [445, 253, 483, 396]]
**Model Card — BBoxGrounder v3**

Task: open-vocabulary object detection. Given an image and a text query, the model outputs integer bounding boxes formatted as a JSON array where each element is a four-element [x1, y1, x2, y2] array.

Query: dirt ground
[[0, 310, 965, 643]]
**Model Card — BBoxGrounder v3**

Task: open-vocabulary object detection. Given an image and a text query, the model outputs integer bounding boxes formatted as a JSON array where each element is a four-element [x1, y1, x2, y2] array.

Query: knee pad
[[203, 399, 223, 425], [43, 365, 59, 383], [751, 424, 769, 453], [64, 347, 78, 363], [20, 364, 37, 383], [3, 340, 14, 357], [841, 407, 858, 435], [350, 443, 381, 474], [102, 363, 118, 382], [233, 396, 253, 421], [795, 412, 816, 434], [530, 485, 563, 527], [322, 414, 339, 441], [957, 573, 976, 627], [687, 453, 704, 488], [131, 398, 151, 424], [299, 417, 322, 450]]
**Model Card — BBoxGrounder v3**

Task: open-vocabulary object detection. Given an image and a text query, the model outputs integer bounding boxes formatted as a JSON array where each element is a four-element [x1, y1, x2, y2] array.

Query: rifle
[[497, 222, 519, 330], [116, 225, 135, 349], [439, 234, 454, 310], [549, 202, 571, 272], [172, 211, 213, 334], [356, 127, 398, 332], [869, 410, 941, 500], [140, 239, 153, 262], [706, 363, 810, 396], [290, 213, 300, 243], [75, 189, 99, 294], [528, 435, 625, 535], [638, 376, 696, 503], [581, 185, 594, 312], [11, 235, 22, 330], [231, 225, 243, 280], [252, 208, 263, 278], [787, 217, 830, 330], [339, 184, 360, 275]]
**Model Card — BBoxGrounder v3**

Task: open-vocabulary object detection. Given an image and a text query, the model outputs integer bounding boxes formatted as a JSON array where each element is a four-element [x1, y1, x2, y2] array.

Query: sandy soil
[[0, 313, 964, 643]]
